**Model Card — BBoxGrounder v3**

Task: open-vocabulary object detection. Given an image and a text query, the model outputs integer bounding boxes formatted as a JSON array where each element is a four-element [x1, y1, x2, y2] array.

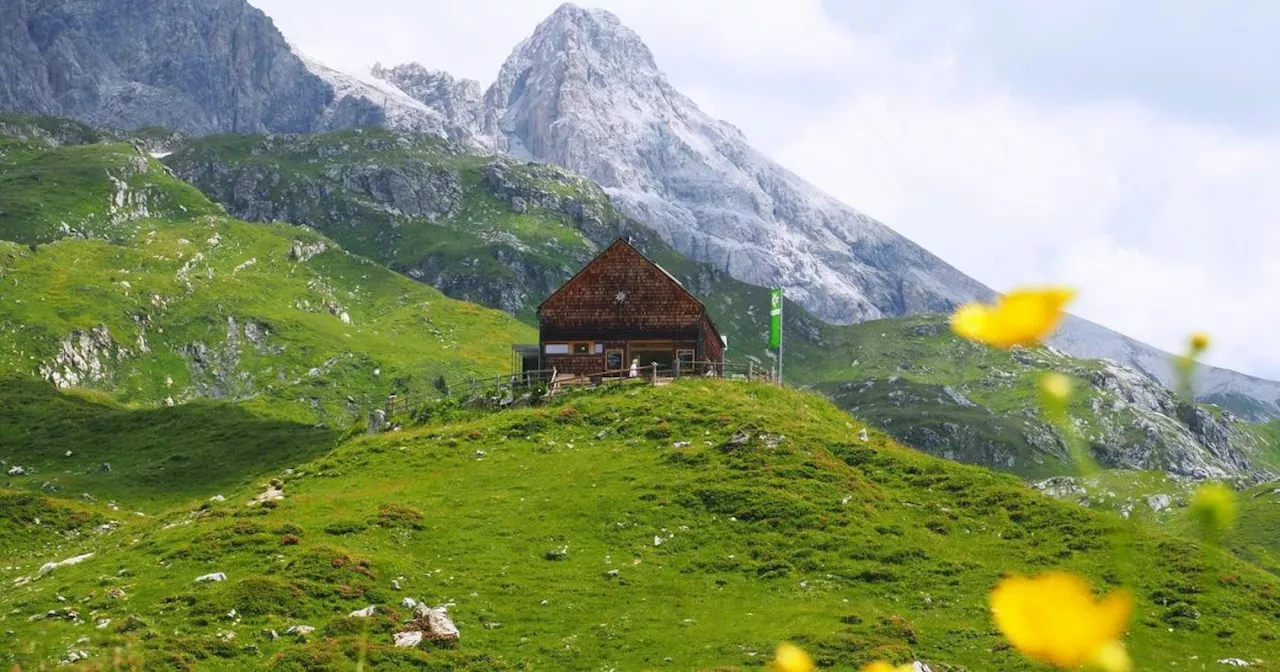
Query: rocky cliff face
[[473, 4, 992, 324], [371, 63, 491, 146], [0, 0, 459, 139]]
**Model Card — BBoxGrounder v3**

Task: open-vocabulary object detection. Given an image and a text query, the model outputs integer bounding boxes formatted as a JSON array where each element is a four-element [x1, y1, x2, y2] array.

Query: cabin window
[[677, 349, 695, 363], [606, 349, 624, 370], [573, 342, 590, 355], [594, 343, 604, 354], [545, 343, 570, 355]]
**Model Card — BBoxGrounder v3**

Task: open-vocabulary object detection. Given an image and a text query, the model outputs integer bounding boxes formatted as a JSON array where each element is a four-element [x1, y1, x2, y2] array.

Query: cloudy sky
[[253, 0, 1280, 380]]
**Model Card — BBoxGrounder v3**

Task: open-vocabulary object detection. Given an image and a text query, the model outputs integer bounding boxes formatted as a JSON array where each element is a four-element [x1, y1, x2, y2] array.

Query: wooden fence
[[379, 360, 774, 420]]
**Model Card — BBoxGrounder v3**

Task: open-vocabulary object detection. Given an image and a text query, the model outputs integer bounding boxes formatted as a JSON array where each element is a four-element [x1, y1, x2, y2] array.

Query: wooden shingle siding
[[534, 238, 727, 372], [539, 241, 705, 336]]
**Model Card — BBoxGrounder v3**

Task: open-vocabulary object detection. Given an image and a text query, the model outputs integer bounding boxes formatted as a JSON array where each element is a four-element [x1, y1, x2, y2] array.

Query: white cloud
[[250, 0, 1280, 379], [775, 73, 1280, 377]]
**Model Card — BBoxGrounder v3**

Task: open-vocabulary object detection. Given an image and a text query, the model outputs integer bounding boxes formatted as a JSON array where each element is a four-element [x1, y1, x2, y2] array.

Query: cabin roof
[[536, 238, 723, 344]]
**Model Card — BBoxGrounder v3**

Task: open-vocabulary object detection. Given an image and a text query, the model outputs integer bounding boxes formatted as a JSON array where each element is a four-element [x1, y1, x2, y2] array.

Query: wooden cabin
[[515, 239, 726, 378]]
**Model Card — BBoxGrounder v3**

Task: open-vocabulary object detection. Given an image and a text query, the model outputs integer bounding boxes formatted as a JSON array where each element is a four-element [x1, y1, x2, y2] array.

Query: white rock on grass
[[349, 605, 377, 618], [38, 553, 94, 576], [393, 630, 424, 648], [195, 572, 226, 582], [413, 603, 460, 641], [1219, 660, 1253, 667], [285, 625, 315, 636], [1147, 494, 1173, 512]]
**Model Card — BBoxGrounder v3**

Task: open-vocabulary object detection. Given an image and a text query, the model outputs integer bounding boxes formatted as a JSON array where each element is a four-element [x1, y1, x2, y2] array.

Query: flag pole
[[769, 288, 784, 387]]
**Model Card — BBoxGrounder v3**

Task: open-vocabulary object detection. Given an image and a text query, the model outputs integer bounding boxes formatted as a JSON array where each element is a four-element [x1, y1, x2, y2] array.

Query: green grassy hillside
[[1182, 479, 1280, 577], [2, 381, 1278, 670], [0, 376, 339, 511], [0, 131, 534, 424], [795, 315, 1278, 481]]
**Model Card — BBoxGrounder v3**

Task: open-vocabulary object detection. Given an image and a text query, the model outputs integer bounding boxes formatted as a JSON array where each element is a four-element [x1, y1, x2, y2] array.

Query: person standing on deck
[[629, 358, 639, 378]]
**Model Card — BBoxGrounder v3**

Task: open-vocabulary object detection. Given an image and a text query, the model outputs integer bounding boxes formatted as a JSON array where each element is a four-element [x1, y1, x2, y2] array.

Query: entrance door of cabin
[[628, 343, 674, 374]]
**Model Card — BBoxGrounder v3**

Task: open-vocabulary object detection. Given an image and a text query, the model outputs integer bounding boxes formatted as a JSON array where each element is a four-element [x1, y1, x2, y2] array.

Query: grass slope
[[0, 135, 534, 423], [0, 376, 339, 511], [797, 315, 1277, 480], [1182, 479, 1280, 577], [2, 382, 1278, 670]]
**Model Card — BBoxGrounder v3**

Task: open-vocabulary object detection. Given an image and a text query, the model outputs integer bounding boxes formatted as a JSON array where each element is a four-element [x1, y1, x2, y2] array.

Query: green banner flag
[[768, 288, 782, 349]]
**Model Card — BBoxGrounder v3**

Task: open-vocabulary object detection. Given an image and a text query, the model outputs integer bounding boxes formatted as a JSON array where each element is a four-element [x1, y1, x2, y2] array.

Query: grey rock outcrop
[[371, 63, 490, 144], [1081, 361, 1271, 480], [0, 0, 464, 139], [1, 0, 331, 134], [40, 326, 123, 389]]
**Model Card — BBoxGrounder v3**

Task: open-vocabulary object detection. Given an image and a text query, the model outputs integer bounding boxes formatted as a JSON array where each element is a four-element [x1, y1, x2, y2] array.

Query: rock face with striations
[[0, 0, 458, 138], [474, 4, 992, 324]]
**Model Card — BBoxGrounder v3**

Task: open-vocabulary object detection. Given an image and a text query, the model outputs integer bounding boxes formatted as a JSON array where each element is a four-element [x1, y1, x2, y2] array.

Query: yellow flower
[[1190, 482, 1237, 536], [989, 571, 1132, 669], [1189, 332, 1211, 354], [860, 663, 916, 672], [950, 288, 1076, 349], [1039, 372, 1073, 403], [771, 643, 814, 672], [1092, 641, 1133, 672]]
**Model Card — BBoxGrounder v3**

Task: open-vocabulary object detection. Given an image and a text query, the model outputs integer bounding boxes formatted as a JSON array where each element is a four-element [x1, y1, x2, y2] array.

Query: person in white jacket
[[629, 358, 639, 378]]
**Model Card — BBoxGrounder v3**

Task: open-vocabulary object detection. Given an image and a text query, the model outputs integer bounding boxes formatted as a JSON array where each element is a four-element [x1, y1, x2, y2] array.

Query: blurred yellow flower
[[1189, 332, 1211, 354], [950, 288, 1076, 349], [1092, 641, 1133, 672], [1039, 372, 1073, 403], [771, 643, 814, 672], [989, 571, 1132, 670], [861, 663, 915, 672], [1190, 482, 1237, 537]]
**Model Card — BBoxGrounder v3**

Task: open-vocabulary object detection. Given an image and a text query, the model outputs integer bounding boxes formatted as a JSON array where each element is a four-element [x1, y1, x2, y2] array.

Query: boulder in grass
[[413, 604, 459, 642], [394, 630, 424, 648]]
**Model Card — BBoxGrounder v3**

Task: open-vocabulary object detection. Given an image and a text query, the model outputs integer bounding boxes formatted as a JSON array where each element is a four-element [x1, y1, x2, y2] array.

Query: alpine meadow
[[1, 2, 1278, 671]]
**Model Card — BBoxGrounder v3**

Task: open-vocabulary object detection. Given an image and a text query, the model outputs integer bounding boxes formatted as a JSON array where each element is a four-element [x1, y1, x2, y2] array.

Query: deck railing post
[[385, 393, 396, 417], [748, 361, 754, 380], [651, 362, 657, 384]]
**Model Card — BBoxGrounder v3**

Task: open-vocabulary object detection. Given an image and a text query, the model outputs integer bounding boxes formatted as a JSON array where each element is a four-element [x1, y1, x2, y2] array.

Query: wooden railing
[[378, 360, 774, 422]]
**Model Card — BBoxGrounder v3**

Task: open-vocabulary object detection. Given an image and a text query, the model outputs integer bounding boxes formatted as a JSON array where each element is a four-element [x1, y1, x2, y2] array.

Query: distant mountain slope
[[0, 121, 532, 423], [0, 0, 461, 138], [792, 315, 1279, 482]]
